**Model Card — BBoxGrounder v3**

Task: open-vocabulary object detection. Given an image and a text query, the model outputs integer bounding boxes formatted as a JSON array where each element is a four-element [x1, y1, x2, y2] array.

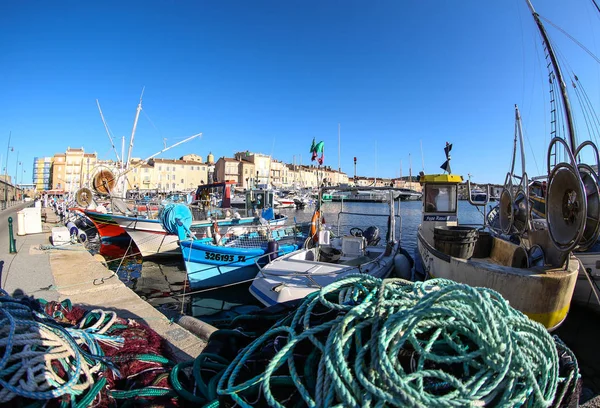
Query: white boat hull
[[250, 242, 398, 307]]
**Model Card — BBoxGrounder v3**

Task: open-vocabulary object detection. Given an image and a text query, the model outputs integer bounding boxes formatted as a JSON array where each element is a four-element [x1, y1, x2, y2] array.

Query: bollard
[[8, 217, 17, 254]]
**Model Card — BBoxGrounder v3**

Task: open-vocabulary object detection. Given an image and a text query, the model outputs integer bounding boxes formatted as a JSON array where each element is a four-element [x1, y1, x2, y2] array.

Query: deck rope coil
[[213, 274, 577, 407]]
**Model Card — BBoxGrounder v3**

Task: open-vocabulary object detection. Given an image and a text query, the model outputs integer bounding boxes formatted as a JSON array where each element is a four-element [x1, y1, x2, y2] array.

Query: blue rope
[[159, 203, 193, 235]]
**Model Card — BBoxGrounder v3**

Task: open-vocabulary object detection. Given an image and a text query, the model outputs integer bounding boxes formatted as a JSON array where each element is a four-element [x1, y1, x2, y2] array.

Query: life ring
[[310, 210, 324, 243]]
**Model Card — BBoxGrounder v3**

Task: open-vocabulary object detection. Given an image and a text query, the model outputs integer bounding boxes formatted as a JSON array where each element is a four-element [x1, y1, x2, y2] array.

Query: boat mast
[[338, 123, 341, 172], [510, 104, 526, 176], [524, 0, 577, 151], [409, 153, 413, 190], [122, 87, 144, 195], [126, 87, 145, 171]]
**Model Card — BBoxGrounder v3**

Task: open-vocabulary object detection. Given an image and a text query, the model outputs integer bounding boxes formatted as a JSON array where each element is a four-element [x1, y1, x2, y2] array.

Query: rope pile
[[175, 274, 580, 407], [1, 290, 179, 407]]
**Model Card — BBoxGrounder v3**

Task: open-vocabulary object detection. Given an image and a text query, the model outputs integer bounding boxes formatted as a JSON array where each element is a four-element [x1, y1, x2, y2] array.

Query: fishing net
[[0, 291, 179, 407]]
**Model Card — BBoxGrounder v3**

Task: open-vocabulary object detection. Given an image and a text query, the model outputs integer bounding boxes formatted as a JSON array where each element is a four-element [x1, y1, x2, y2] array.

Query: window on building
[[158, 166, 162, 171], [181, 179, 184, 183]]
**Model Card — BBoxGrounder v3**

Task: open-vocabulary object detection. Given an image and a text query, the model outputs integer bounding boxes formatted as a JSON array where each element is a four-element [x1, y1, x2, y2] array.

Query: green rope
[[76, 377, 107, 407], [109, 387, 176, 399], [213, 274, 573, 407]]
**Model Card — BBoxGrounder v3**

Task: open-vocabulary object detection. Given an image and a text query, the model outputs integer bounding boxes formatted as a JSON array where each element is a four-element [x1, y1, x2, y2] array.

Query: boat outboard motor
[[363, 226, 381, 246]]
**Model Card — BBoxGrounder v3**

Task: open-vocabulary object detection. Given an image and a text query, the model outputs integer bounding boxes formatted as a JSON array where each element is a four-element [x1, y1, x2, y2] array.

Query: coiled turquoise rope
[[214, 274, 574, 407]]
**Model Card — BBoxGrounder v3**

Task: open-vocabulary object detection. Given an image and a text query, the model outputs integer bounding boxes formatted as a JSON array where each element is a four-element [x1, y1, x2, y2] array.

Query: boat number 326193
[[204, 252, 246, 263]]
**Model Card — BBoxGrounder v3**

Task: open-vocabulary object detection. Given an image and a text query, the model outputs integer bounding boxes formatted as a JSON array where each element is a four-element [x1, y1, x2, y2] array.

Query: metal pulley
[[546, 162, 586, 252], [75, 187, 93, 207], [575, 164, 600, 251], [499, 189, 513, 234], [92, 169, 116, 195], [513, 189, 529, 235]]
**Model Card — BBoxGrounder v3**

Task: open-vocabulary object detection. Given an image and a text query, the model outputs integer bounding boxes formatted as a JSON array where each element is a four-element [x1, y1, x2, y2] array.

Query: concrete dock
[[0, 204, 205, 362]]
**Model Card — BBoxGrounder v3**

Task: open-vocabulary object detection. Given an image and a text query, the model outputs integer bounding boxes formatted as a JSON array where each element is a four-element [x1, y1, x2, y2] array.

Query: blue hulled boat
[[180, 228, 301, 289]]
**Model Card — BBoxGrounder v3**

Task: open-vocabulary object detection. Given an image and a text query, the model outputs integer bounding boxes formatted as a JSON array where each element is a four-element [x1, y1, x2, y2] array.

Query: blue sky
[[1, 0, 599, 185]]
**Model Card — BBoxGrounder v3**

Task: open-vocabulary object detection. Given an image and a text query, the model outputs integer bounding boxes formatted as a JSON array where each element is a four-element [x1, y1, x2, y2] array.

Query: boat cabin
[[419, 174, 463, 244]]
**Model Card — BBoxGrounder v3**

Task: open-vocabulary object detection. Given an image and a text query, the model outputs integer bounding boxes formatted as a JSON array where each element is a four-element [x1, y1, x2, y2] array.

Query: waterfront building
[[181, 154, 203, 163], [50, 147, 98, 192], [33, 157, 52, 191], [214, 157, 242, 185]]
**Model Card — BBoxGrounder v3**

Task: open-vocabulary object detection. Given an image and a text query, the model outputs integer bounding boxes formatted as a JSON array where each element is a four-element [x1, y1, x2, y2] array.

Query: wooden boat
[[415, 172, 579, 330]]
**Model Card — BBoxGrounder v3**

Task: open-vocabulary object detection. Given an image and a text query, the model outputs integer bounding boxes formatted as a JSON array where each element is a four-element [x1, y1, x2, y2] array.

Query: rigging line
[[592, 0, 600, 14], [522, 128, 541, 176], [515, 0, 528, 107], [573, 82, 600, 147], [538, 14, 600, 65], [573, 85, 599, 149], [576, 77, 600, 137], [142, 108, 163, 138]]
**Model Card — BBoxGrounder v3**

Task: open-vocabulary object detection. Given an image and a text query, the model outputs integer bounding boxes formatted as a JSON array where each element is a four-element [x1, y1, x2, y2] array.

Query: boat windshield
[[425, 184, 457, 213]]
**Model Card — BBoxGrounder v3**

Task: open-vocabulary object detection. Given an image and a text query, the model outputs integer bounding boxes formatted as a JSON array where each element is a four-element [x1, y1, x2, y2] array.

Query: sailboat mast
[[420, 139, 425, 172], [338, 123, 341, 172], [524, 0, 577, 151], [121, 136, 125, 174], [126, 87, 145, 171], [409, 153, 413, 189]]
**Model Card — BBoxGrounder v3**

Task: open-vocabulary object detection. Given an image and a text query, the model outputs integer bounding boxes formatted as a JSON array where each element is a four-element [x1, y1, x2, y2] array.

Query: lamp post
[[4, 132, 13, 206], [14, 151, 19, 187]]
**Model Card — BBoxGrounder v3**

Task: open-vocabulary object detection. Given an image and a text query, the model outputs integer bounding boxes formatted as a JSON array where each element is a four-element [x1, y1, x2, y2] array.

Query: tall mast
[[509, 105, 526, 176], [409, 153, 413, 189], [121, 136, 125, 174], [338, 123, 341, 172], [126, 87, 145, 171], [524, 0, 577, 151], [420, 139, 425, 172]]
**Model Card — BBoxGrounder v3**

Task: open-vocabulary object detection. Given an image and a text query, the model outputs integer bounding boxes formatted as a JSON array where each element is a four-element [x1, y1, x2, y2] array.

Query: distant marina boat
[[470, 188, 488, 204], [331, 190, 388, 203], [397, 188, 422, 201]]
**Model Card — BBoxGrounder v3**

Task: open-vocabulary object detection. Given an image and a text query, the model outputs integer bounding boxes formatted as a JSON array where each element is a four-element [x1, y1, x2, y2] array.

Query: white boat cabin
[[420, 174, 463, 244]]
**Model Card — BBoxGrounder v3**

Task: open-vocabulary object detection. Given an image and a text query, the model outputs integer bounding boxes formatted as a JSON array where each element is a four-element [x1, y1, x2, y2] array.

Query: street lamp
[[4, 131, 13, 205]]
